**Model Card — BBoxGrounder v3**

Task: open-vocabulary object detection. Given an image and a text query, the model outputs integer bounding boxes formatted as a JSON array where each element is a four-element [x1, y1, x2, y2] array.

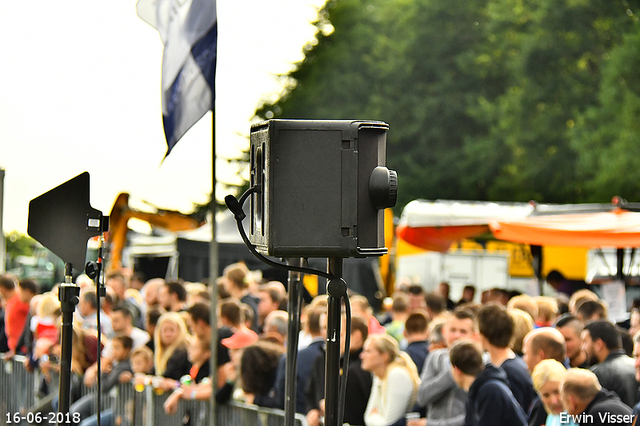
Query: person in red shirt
[[0, 274, 30, 355]]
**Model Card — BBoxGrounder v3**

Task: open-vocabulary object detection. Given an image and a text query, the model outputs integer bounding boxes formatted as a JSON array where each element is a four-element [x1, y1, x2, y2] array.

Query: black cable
[[95, 242, 104, 426], [226, 186, 354, 424], [86, 236, 106, 426], [225, 192, 336, 281], [337, 295, 351, 426]]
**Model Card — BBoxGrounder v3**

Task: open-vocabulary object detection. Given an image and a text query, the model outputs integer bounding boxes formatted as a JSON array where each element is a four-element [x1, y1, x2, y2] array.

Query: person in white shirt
[[361, 333, 420, 426]]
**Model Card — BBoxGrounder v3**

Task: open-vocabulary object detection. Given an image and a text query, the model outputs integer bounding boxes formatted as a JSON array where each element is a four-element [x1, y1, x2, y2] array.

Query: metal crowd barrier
[[1, 355, 39, 425], [1, 354, 308, 426]]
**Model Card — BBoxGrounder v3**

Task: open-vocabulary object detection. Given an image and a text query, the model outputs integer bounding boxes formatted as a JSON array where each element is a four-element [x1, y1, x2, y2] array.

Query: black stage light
[[249, 119, 397, 258]]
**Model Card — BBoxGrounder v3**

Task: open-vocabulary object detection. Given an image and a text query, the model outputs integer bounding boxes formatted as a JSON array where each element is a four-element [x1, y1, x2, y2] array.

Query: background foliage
[[256, 0, 640, 209]]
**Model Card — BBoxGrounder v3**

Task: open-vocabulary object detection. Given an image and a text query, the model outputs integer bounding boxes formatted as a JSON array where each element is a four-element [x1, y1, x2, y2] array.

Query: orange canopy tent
[[396, 200, 535, 251], [489, 208, 640, 248]]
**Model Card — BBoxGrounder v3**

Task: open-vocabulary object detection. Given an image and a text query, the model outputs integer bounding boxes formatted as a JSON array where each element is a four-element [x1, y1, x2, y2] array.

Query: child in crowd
[[162, 337, 211, 414], [187, 336, 211, 384], [32, 293, 60, 345], [70, 335, 134, 422], [163, 327, 258, 415], [120, 346, 156, 397], [78, 344, 154, 426], [119, 346, 155, 395]]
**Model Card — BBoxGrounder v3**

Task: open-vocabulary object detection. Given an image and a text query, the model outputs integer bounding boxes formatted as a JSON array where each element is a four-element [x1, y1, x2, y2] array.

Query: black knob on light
[[369, 166, 398, 209]]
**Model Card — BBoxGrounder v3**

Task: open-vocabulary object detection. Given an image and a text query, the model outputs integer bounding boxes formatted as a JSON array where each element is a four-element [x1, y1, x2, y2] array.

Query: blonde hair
[[131, 346, 154, 363], [38, 293, 60, 318], [366, 333, 421, 396], [509, 308, 534, 354], [350, 295, 373, 317], [154, 312, 191, 375], [185, 282, 208, 305], [308, 295, 329, 310], [568, 289, 599, 314], [535, 296, 558, 324], [124, 288, 144, 306], [531, 359, 567, 392], [507, 294, 538, 321]]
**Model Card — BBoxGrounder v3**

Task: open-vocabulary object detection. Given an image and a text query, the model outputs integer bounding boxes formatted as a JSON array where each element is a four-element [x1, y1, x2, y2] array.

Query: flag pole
[[210, 107, 219, 424]]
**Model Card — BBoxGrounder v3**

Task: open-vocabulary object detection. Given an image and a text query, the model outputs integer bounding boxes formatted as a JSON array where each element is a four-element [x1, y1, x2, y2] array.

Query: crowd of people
[[2, 265, 640, 426]]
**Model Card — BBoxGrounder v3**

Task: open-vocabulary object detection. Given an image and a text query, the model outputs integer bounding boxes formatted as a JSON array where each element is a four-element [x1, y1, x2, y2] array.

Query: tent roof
[[396, 199, 628, 251], [398, 199, 535, 227], [489, 208, 640, 248], [396, 200, 535, 251]]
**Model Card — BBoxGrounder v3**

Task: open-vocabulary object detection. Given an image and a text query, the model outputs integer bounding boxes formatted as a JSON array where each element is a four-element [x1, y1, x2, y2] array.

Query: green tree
[[474, 0, 640, 203], [257, 0, 640, 206], [5, 231, 37, 260], [571, 19, 640, 201], [258, 0, 500, 207]]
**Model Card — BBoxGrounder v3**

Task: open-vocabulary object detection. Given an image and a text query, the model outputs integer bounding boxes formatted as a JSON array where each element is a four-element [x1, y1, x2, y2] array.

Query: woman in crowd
[[531, 359, 578, 426], [509, 308, 534, 357], [154, 312, 191, 388], [361, 333, 420, 426]]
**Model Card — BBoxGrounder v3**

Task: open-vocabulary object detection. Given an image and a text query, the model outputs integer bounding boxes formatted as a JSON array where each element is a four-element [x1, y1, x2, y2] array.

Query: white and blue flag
[[137, 0, 217, 156]]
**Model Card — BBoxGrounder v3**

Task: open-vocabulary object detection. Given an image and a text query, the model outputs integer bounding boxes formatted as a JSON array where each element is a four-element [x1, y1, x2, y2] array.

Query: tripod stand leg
[[58, 265, 80, 415], [324, 258, 347, 426], [285, 258, 304, 426]]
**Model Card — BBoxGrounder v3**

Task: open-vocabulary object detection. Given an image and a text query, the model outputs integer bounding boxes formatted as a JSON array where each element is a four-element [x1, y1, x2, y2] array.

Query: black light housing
[[27, 172, 106, 272], [248, 119, 398, 258]]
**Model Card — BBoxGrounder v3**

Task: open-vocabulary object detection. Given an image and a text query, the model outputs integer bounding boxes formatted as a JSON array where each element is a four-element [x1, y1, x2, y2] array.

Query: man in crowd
[[522, 327, 567, 374], [158, 281, 188, 313], [0, 274, 30, 356], [576, 300, 607, 324], [450, 340, 527, 426], [262, 310, 288, 346], [343, 315, 373, 426], [555, 314, 590, 368], [385, 292, 411, 344], [106, 272, 143, 328], [416, 307, 476, 426], [257, 282, 284, 333], [84, 304, 149, 387], [403, 310, 430, 375], [425, 292, 447, 321], [438, 282, 455, 311], [78, 289, 114, 338], [274, 305, 326, 413], [456, 285, 476, 307], [407, 284, 427, 312], [582, 319, 638, 408], [521, 327, 567, 426], [304, 315, 370, 426], [477, 302, 536, 414], [141, 278, 164, 310], [222, 263, 260, 331], [15, 279, 38, 357], [110, 305, 150, 349], [187, 302, 232, 388], [561, 368, 633, 426]]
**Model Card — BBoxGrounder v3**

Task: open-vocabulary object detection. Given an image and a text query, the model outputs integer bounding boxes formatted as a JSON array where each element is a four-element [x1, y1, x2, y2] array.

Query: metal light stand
[[285, 258, 305, 426], [85, 235, 107, 426], [57, 263, 80, 415], [325, 258, 348, 426], [27, 172, 106, 422]]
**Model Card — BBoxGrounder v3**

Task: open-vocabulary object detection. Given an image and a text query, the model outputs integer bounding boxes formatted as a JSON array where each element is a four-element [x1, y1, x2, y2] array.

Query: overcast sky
[[0, 0, 325, 234]]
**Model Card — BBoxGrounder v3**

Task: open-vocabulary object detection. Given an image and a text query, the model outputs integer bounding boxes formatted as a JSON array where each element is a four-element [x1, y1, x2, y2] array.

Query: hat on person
[[221, 328, 259, 349]]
